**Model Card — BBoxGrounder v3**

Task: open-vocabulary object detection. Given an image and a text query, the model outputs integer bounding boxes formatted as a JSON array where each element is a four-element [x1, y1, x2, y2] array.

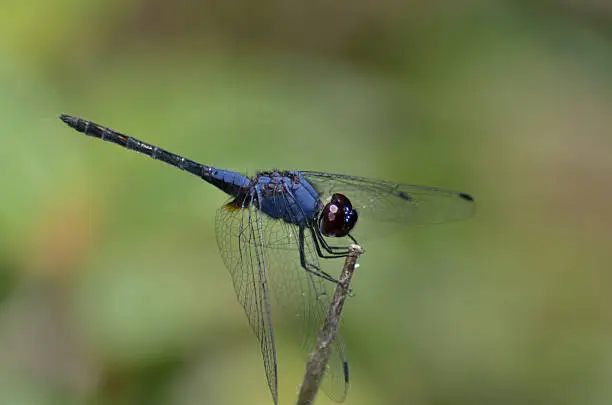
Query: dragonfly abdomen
[[59, 114, 250, 197]]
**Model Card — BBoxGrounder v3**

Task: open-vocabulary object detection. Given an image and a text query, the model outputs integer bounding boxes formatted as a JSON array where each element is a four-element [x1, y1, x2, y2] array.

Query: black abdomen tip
[[59, 114, 89, 134], [59, 114, 78, 127], [459, 192, 474, 202]]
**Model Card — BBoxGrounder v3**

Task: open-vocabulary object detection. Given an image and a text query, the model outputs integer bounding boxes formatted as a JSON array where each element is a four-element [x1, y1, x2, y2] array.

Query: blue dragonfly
[[59, 114, 475, 404]]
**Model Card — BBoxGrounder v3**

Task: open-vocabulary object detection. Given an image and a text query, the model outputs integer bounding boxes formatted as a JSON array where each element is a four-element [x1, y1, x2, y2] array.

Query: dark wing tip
[[459, 192, 474, 202], [397, 191, 413, 201], [343, 361, 349, 383]]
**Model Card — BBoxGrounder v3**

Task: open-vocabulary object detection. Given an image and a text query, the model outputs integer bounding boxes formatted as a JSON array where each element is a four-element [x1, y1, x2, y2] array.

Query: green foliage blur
[[1, 1, 612, 404]]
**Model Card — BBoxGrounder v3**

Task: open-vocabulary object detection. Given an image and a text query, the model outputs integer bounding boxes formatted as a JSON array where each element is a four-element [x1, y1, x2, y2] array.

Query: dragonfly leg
[[311, 226, 353, 256], [310, 228, 349, 259], [298, 227, 340, 284], [347, 233, 360, 246], [321, 232, 360, 252]]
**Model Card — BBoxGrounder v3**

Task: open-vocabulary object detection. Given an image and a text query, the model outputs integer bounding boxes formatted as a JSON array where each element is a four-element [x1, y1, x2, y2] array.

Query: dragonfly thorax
[[252, 171, 319, 227]]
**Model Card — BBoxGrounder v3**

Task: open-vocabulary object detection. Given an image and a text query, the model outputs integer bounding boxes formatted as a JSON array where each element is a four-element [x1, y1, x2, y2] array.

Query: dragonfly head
[[319, 193, 359, 237]]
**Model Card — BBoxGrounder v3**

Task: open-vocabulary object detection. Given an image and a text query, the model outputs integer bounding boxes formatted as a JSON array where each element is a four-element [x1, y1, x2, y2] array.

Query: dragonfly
[[59, 114, 475, 404]]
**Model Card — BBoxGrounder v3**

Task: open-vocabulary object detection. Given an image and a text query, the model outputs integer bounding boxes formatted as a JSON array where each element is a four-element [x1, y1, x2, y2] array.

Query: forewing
[[216, 198, 279, 404], [301, 171, 475, 224]]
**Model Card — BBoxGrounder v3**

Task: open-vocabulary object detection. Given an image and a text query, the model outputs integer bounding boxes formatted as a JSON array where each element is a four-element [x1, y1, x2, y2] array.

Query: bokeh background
[[1, 1, 612, 404]]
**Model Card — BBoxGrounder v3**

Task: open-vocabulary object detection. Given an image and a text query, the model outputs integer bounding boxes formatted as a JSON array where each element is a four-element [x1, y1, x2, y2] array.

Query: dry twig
[[296, 244, 363, 405]]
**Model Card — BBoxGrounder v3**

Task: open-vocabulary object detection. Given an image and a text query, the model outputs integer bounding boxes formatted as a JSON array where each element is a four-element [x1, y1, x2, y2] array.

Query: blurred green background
[[1, 1, 612, 404]]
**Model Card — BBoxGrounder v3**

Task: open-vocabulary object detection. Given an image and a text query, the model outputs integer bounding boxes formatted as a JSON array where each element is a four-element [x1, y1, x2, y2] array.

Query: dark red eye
[[318, 193, 359, 237]]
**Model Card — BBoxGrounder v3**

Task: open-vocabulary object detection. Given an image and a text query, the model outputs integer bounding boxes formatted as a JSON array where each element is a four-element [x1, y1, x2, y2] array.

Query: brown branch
[[296, 244, 363, 405]]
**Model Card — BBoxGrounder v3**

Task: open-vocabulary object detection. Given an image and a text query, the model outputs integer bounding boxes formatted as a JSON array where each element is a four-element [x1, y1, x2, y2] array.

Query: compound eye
[[318, 193, 359, 237]]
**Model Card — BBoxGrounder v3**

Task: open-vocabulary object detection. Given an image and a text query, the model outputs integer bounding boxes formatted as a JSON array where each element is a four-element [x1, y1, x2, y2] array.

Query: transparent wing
[[216, 189, 350, 403], [301, 171, 475, 224], [263, 216, 350, 403], [216, 197, 279, 404]]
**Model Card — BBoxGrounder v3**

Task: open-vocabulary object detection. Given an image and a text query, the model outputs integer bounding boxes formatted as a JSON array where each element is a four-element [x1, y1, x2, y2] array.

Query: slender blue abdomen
[[59, 114, 250, 199]]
